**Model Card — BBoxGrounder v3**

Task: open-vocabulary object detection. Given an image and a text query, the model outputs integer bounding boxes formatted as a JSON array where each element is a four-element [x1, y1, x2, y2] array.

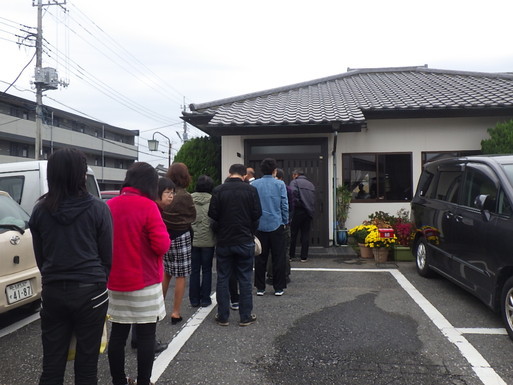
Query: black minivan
[[412, 155, 513, 339]]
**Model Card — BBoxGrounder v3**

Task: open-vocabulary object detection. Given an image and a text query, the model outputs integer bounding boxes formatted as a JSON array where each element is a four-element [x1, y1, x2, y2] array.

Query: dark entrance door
[[245, 138, 329, 247]]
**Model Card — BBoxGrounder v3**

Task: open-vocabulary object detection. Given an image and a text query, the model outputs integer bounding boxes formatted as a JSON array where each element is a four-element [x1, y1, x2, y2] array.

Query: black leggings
[[108, 322, 156, 385]]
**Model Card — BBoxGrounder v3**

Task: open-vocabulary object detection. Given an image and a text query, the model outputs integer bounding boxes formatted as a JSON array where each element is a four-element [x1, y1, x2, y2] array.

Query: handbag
[[67, 318, 108, 361], [254, 236, 262, 256]]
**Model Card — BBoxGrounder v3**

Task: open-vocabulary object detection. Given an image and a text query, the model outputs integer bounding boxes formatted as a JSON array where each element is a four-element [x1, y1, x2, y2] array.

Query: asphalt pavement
[[1, 247, 513, 385]]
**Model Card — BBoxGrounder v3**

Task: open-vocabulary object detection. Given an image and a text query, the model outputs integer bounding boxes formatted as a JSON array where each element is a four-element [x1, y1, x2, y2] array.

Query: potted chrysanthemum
[[348, 224, 375, 259], [365, 226, 397, 262]]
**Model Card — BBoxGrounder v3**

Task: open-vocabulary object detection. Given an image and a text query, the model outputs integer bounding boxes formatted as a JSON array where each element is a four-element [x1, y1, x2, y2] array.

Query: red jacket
[[107, 187, 171, 291]]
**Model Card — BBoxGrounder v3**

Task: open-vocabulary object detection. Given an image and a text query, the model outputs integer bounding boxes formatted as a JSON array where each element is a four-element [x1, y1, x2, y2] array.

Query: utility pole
[[33, 0, 66, 160], [34, 0, 43, 160], [182, 98, 188, 142]]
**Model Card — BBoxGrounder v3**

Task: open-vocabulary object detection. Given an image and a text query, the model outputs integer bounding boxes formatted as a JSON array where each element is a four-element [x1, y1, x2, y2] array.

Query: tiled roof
[[186, 66, 513, 127]]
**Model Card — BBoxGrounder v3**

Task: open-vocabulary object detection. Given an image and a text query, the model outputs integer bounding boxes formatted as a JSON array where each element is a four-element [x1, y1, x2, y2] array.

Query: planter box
[[394, 246, 414, 261]]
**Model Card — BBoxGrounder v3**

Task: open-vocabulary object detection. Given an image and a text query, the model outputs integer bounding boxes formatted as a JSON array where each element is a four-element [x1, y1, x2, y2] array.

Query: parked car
[[0, 191, 41, 313], [0, 161, 101, 214], [412, 155, 513, 339], [100, 190, 120, 201]]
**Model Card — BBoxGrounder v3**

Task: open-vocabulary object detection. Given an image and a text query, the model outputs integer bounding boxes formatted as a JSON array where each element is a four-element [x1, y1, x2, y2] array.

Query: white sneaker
[[256, 290, 265, 296]]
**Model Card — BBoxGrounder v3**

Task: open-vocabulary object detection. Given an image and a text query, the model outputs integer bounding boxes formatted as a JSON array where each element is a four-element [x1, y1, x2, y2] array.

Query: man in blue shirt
[[251, 158, 289, 296]]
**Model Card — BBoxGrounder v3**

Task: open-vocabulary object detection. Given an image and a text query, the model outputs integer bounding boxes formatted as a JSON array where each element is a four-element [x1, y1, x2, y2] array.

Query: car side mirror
[[474, 194, 491, 221], [474, 194, 487, 210]]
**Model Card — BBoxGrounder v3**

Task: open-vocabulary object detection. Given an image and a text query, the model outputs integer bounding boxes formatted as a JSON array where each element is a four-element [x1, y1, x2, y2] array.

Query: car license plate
[[6, 280, 33, 304]]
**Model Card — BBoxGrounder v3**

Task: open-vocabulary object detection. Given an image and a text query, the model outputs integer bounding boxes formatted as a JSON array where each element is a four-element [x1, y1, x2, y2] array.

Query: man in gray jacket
[[289, 169, 316, 262]]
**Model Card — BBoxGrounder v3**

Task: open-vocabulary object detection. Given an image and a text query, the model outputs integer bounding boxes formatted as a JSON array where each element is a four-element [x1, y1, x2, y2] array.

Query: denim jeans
[[216, 243, 254, 321], [189, 246, 215, 306], [39, 282, 108, 385], [229, 273, 239, 304]]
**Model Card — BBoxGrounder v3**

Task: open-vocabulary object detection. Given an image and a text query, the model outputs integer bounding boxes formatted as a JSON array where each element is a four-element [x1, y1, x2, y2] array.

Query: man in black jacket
[[208, 164, 262, 326]]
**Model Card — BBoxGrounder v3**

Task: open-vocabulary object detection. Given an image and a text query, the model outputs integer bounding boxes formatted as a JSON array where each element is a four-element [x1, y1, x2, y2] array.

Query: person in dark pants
[[266, 168, 294, 284], [29, 148, 113, 385], [107, 163, 171, 385], [229, 273, 240, 310], [251, 158, 289, 296], [289, 169, 316, 262], [209, 164, 262, 326], [189, 175, 216, 307], [131, 177, 176, 354]]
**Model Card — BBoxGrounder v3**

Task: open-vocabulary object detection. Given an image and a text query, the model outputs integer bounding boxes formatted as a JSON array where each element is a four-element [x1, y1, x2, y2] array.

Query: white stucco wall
[[219, 115, 512, 242], [341, 116, 510, 229]]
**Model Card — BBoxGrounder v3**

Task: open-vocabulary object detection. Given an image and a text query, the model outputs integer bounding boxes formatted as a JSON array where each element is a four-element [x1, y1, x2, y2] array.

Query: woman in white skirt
[[106, 162, 171, 385]]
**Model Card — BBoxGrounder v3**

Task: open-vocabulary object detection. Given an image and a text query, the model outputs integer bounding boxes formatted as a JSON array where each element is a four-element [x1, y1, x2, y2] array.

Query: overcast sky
[[1, 0, 513, 166]]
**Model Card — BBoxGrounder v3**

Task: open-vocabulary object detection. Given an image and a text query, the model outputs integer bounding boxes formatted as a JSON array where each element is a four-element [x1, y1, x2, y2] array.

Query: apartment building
[[0, 92, 138, 190]]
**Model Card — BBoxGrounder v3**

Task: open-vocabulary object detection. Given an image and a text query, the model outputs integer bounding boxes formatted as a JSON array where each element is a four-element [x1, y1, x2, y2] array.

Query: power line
[[65, 2, 190, 106], [3, 51, 36, 93], [46, 4, 187, 107], [42, 39, 180, 124], [2, 3, 205, 141]]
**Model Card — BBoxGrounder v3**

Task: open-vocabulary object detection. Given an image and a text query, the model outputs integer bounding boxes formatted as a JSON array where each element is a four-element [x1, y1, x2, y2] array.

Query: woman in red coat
[[107, 162, 171, 385]]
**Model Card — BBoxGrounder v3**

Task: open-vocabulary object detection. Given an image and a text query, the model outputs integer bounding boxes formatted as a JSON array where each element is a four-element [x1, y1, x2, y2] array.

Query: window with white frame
[[342, 153, 413, 202]]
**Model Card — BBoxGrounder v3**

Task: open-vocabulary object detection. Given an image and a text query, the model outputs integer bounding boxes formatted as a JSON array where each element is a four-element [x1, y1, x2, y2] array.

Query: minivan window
[[461, 166, 498, 210], [497, 189, 513, 216], [434, 171, 461, 203], [502, 164, 513, 187], [416, 170, 434, 197]]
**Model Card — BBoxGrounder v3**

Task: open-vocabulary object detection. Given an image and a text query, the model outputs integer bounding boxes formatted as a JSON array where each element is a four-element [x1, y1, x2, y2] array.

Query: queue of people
[[29, 150, 315, 385]]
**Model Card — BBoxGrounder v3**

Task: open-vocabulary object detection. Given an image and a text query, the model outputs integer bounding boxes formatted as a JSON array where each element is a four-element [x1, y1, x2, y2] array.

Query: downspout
[[332, 130, 338, 246]]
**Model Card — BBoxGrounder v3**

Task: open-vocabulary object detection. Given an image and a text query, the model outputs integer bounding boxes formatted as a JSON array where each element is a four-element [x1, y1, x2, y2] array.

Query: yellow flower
[[364, 226, 397, 248]]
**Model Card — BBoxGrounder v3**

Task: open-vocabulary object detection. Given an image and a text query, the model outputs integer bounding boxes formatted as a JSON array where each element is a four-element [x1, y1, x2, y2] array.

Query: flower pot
[[336, 229, 348, 245], [394, 245, 414, 261], [372, 247, 389, 263], [358, 243, 373, 259]]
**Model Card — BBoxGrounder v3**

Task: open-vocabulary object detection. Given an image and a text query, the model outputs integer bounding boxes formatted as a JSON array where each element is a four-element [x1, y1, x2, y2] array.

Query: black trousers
[[108, 322, 156, 385], [255, 225, 286, 291], [290, 207, 313, 260], [39, 282, 108, 385]]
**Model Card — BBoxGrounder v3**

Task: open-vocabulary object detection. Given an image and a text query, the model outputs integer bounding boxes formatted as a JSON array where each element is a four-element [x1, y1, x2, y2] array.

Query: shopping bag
[[67, 320, 108, 361]]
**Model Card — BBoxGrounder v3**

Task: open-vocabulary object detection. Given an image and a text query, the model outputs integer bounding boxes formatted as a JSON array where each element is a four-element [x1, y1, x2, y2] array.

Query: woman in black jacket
[[29, 148, 113, 385]]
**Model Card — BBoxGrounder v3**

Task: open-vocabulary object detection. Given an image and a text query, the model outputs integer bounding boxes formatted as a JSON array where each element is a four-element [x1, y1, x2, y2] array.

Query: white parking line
[[0, 312, 40, 338], [390, 269, 506, 385], [3, 268, 504, 385], [279, 267, 508, 385], [457, 328, 508, 335], [151, 294, 217, 383]]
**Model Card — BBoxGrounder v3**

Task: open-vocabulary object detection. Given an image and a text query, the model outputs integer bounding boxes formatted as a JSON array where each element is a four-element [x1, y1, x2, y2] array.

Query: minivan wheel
[[501, 277, 513, 340], [416, 239, 433, 277]]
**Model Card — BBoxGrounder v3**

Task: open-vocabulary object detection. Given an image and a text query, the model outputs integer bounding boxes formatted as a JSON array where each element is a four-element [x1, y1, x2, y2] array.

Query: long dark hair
[[41, 148, 88, 212], [122, 162, 158, 200]]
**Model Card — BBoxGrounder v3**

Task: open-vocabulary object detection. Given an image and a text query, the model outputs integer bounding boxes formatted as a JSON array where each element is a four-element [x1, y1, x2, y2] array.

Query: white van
[[0, 161, 101, 214]]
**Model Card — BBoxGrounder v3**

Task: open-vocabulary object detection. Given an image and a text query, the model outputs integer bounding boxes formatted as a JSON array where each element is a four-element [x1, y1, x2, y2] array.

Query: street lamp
[[148, 131, 172, 167]]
